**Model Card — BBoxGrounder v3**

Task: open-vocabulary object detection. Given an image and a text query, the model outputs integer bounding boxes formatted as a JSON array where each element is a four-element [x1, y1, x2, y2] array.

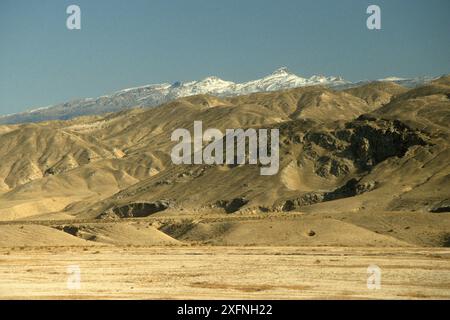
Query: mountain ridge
[[0, 68, 438, 125], [0, 77, 449, 248]]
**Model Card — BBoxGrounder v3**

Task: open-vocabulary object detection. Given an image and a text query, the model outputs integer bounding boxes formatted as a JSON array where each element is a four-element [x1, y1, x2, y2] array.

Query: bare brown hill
[[0, 78, 449, 247], [344, 81, 408, 108]]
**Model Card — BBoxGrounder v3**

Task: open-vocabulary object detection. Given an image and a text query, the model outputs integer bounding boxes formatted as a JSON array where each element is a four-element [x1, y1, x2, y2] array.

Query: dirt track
[[1, 246, 449, 299]]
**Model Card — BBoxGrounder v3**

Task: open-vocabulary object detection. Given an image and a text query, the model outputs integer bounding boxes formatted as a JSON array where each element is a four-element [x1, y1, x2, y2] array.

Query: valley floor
[[1, 246, 449, 299]]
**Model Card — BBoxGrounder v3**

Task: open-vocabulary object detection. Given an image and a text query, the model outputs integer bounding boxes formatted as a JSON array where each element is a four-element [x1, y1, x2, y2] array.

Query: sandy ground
[[1, 246, 449, 300]]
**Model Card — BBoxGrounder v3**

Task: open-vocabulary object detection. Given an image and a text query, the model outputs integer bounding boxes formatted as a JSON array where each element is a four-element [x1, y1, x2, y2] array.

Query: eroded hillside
[[0, 78, 449, 246]]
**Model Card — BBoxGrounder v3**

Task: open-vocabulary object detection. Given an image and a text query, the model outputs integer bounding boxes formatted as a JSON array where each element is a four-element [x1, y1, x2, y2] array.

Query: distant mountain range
[[0, 67, 437, 124]]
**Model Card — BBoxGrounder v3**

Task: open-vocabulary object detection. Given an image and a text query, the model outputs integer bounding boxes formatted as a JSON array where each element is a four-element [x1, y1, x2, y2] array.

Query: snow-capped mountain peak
[[196, 76, 235, 88], [0, 68, 434, 125], [270, 66, 293, 76], [379, 76, 407, 82]]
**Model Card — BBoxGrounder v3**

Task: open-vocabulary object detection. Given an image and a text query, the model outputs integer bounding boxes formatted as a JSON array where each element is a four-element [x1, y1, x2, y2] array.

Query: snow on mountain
[[377, 76, 437, 88], [233, 67, 348, 94], [0, 68, 434, 124], [379, 76, 407, 82]]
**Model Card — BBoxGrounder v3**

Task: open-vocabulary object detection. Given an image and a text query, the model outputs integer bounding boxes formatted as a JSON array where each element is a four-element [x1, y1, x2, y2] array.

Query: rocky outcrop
[[324, 178, 377, 201], [345, 118, 428, 170], [98, 200, 170, 219], [430, 200, 450, 213], [44, 154, 79, 176], [280, 179, 378, 211], [300, 118, 428, 178], [58, 225, 80, 236], [280, 193, 324, 211], [214, 197, 249, 213]]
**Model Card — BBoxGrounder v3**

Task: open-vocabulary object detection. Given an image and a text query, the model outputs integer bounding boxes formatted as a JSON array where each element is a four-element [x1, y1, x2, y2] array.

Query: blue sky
[[0, 0, 449, 115]]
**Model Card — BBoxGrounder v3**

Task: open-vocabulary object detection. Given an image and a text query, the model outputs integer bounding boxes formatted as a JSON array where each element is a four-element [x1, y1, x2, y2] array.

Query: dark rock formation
[[215, 197, 249, 213], [302, 118, 428, 178], [281, 193, 324, 211], [430, 200, 450, 213], [98, 200, 170, 219]]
